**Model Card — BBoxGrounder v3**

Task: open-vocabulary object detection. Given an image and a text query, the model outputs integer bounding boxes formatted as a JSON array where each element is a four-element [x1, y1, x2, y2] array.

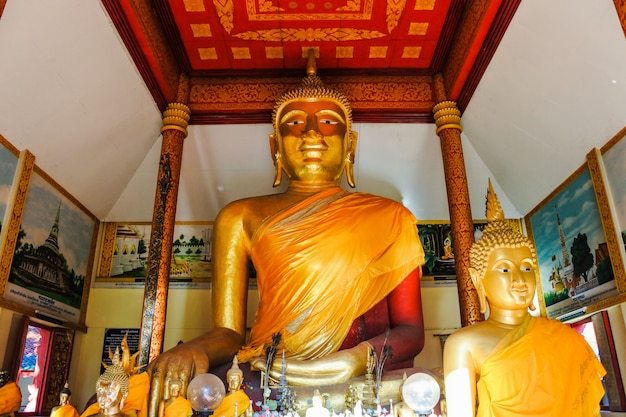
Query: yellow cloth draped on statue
[[477, 316, 606, 417], [161, 396, 192, 417], [81, 373, 150, 417], [212, 390, 250, 417], [238, 187, 424, 362], [51, 404, 80, 417], [125, 372, 149, 417], [0, 382, 21, 417]]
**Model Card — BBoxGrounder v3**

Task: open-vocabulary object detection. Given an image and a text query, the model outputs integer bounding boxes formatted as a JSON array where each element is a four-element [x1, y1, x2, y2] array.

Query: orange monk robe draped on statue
[[0, 382, 21, 417], [212, 390, 250, 417], [161, 396, 192, 417], [238, 187, 424, 361], [477, 316, 606, 417], [51, 404, 80, 417]]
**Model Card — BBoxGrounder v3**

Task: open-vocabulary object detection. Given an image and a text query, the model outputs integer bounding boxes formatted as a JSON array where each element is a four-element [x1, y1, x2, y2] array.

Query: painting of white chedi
[[109, 223, 213, 280], [5, 171, 96, 324], [529, 168, 617, 320]]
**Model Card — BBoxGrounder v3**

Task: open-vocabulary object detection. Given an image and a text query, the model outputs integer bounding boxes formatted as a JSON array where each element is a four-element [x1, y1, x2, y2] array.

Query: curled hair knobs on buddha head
[[469, 179, 537, 282], [271, 49, 357, 188]]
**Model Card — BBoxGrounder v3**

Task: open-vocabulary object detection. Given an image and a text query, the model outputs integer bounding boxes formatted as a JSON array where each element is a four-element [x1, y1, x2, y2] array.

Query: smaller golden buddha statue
[[213, 357, 250, 417], [443, 180, 606, 416], [50, 382, 79, 417], [158, 380, 192, 417], [92, 364, 130, 417]]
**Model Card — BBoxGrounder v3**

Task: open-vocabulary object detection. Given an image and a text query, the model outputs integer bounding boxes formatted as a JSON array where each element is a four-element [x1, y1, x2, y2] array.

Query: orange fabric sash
[[163, 396, 192, 417], [212, 390, 250, 417], [238, 188, 424, 362], [51, 404, 80, 417], [0, 382, 21, 417], [477, 316, 606, 416]]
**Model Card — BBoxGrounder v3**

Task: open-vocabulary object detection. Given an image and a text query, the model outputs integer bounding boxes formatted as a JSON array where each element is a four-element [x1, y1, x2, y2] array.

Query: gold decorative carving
[[97, 222, 118, 278], [336, 46, 354, 58], [233, 27, 387, 42], [433, 100, 462, 134], [161, 102, 191, 136], [414, 0, 436, 10], [408, 22, 429, 35], [231, 47, 252, 59], [183, 0, 206, 12], [386, 0, 407, 32], [369, 46, 388, 58], [198, 47, 218, 60], [587, 147, 626, 293], [265, 46, 284, 59], [337, 0, 361, 12], [213, 0, 407, 41], [257, 0, 283, 12], [213, 0, 235, 33], [0, 149, 35, 296], [443, 0, 490, 96], [191, 23, 212, 37], [42, 329, 75, 412], [244, 0, 374, 20], [401, 46, 422, 58], [189, 76, 434, 111]]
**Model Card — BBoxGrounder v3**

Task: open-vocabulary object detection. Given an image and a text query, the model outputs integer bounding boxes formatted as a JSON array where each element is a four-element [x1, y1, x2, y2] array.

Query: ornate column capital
[[433, 100, 462, 135], [161, 102, 191, 136]]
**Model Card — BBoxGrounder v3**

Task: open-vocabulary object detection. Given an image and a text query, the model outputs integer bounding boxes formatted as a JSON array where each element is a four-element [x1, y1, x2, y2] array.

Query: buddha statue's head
[[96, 364, 129, 412], [226, 356, 244, 393], [270, 49, 357, 188], [469, 180, 538, 313], [59, 382, 72, 405], [168, 379, 182, 398]]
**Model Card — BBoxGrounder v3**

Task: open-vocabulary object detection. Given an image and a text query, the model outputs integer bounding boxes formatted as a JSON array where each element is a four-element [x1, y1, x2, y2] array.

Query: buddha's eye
[[319, 118, 339, 125], [287, 120, 304, 125]]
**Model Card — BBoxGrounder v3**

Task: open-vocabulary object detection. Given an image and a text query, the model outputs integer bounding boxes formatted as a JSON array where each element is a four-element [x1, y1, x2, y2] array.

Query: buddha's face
[[169, 382, 181, 398], [227, 373, 242, 391], [482, 246, 536, 311], [96, 380, 123, 411], [275, 100, 349, 183], [59, 393, 69, 406]]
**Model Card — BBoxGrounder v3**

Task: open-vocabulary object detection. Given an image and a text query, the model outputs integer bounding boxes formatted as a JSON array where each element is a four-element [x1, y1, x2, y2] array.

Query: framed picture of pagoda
[[0, 165, 98, 331], [525, 162, 624, 321]]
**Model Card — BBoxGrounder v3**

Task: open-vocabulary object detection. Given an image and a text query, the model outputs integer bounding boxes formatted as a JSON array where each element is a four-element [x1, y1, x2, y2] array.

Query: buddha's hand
[[248, 341, 371, 386], [146, 328, 243, 417], [146, 338, 209, 417]]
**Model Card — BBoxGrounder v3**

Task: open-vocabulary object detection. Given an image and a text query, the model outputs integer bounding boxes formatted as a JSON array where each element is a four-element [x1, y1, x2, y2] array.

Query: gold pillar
[[138, 79, 191, 367], [432, 73, 482, 327]]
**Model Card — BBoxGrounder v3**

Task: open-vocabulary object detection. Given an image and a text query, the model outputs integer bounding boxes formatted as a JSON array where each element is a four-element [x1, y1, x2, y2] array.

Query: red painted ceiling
[[166, 0, 452, 72], [104, 0, 521, 123]]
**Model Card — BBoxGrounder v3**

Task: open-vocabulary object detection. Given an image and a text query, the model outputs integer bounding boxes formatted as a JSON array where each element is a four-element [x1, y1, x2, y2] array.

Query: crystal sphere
[[186, 373, 226, 412], [401, 372, 440, 414]]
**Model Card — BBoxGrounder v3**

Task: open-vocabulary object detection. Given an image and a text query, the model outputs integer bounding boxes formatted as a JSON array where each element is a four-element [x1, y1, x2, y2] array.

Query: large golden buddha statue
[[443, 181, 606, 417], [146, 52, 426, 416]]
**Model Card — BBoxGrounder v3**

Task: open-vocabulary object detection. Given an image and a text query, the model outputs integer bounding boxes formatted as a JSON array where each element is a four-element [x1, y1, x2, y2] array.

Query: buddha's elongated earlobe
[[269, 134, 282, 187], [529, 303, 536, 311], [469, 267, 488, 314], [345, 131, 358, 188]]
